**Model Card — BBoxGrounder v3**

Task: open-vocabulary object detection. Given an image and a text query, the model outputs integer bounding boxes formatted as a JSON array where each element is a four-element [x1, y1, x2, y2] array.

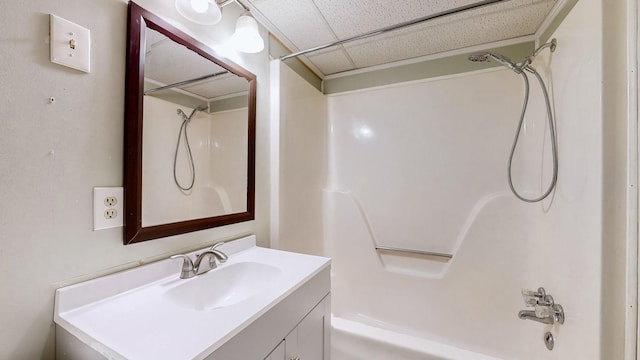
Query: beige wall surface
[[274, 61, 328, 256], [0, 1, 271, 359]]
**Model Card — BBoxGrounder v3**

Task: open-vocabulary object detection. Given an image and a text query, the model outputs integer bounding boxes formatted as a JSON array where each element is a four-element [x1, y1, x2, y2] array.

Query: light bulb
[[230, 15, 264, 53], [175, 0, 221, 25], [190, 0, 209, 14]]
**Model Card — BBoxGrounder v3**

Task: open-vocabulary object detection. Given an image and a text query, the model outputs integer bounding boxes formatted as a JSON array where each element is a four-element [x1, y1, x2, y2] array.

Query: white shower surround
[[274, 0, 606, 358], [142, 96, 249, 226]]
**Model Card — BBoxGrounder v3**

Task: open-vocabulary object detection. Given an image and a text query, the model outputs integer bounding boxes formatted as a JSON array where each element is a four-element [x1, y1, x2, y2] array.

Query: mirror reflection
[[142, 28, 249, 226]]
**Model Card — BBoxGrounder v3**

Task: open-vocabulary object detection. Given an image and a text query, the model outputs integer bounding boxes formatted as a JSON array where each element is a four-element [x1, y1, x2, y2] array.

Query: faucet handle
[[170, 254, 194, 279], [533, 303, 565, 324], [522, 287, 546, 307], [210, 241, 225, 250], [534, 304, 554, 318], [210, 242, 228, 263]]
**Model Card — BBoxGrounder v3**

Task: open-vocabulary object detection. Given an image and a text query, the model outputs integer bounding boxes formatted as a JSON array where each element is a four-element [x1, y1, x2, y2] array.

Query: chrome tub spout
[[518, 310, 554, 325]]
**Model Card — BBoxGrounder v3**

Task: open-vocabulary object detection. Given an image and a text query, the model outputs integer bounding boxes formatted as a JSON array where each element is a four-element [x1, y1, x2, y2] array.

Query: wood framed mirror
[[124, 2, 256, 244]]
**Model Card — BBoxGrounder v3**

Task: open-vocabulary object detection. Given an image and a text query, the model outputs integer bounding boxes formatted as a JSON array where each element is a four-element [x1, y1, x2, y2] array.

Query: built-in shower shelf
[[375, 246, 453, 261]]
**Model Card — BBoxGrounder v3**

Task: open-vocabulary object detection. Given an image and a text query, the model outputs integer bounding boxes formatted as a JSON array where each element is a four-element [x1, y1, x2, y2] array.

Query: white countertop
[[54, 235, 331, 360]]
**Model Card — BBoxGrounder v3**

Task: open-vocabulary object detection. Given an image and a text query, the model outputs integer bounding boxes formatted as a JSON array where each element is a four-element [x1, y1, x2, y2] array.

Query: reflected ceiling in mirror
[[124, 2, 256, 244]]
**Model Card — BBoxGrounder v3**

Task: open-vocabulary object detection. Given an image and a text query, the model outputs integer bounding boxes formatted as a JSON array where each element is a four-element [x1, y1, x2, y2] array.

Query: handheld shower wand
[[173, 105, 208, 192], [177, 105, 208, 122], [467, 39, 558, 203]]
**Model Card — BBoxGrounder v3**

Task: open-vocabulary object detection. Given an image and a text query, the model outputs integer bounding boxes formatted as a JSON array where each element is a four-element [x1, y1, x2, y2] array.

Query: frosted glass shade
[[175, 0, 222, 25], [230, 15, 264, 53]]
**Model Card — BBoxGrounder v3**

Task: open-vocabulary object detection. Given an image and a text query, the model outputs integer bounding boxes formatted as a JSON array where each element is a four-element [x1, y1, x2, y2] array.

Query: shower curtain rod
[[279, 0, 511, 61], [144, 70, 229, 95]]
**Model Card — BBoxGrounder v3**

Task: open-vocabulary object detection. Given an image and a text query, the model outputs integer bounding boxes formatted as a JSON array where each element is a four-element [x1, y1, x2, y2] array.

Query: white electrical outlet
[[104, 209, 117, 219], [104, 196, 117, 207], [94, 187, 123, 230]]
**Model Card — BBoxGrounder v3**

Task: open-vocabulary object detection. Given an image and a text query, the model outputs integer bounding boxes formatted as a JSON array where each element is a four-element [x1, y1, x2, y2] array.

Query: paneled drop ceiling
[[144, 27, 250, 102], [245, 0, 560, 78]]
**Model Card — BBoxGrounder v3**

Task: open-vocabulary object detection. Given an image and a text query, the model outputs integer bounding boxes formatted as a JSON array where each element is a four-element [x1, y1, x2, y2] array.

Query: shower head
[[468, 52, 519, 73], [176, 105, 208, 122], [468, 53, 490, 62]]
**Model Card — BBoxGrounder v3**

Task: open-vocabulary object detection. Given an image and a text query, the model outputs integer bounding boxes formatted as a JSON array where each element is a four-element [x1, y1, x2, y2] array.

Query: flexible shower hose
[[173, 118, 196, 191], [507, 66, 558, 203]]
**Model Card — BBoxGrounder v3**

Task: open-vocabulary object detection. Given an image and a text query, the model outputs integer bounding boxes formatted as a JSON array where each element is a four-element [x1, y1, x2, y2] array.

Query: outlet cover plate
[[93, 187, 123, 230], [50, 14, 90, 73]]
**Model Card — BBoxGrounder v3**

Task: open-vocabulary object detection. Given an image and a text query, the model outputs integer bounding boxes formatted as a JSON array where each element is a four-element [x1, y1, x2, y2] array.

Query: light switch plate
[[50, 14, 90, 73]]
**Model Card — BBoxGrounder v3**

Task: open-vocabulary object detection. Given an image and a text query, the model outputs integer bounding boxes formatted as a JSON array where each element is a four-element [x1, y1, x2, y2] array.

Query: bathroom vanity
[[54, 235, 331, 360]]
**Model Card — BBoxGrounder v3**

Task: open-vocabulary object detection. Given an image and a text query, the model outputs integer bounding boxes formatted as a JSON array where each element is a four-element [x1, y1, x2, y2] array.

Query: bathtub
[[331, 317, 502, 360]]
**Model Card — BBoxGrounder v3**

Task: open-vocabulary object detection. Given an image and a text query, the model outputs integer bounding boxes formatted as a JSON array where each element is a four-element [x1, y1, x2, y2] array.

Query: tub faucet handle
[[535, 303, 565, 324], [522, 287, 546, 307], [519, 287, 565, 326], [534, 304, 554, 318]]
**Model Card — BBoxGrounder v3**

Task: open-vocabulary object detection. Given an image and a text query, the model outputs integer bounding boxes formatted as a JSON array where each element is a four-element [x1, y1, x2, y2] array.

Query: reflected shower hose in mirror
[[468, 39, 558, 203], [174, 106, 207, 192]]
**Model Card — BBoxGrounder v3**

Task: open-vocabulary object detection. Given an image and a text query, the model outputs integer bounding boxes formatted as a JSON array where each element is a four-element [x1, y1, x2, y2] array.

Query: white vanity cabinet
[[206, 270, 331, 360], [284, 297, 329, 360], [265, 342, 285, 360], [264, 296, 330, 360]]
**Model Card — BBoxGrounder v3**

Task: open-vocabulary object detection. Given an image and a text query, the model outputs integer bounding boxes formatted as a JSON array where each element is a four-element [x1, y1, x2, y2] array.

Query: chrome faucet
[[518, 310, 555, 325], [209, 241, 228, 263], [519, 287, 565, 351], [170, 242, 228, 279], [519, 287, 565, 325]]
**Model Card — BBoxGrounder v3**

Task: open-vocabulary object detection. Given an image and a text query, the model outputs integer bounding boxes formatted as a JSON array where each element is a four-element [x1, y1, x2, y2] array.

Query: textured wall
[[0, 1, 270, 359]]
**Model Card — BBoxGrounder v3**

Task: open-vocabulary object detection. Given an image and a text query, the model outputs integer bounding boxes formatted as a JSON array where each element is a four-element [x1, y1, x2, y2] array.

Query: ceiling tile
[[145, 31, 225, 83], [181, 74, 249, 100], [305, 47, 356, 75], [144, 28, 242, 100], [342, 1, 555, 70], [312, 0, 479, 39], [249, 0, 338, 51]]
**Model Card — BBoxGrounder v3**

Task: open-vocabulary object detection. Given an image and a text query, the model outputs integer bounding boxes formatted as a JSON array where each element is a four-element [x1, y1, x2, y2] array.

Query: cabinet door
[[265, 340, 285, 360], [285, 299, 328, 360]]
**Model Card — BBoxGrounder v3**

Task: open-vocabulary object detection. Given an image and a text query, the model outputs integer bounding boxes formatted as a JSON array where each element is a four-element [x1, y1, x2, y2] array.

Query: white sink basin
[[54, 235, 331, 360], [164, 262, 283, 311]]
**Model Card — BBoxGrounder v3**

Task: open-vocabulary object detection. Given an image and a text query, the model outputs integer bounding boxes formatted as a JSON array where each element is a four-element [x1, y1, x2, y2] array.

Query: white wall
[[0, 1, 270, 359]]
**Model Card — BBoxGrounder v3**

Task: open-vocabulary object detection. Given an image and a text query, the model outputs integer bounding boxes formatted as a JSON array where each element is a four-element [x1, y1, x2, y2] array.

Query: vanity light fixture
[[175, 0, 264, 54], [175, 0, 222, 25], [229, 13, 264, 53]]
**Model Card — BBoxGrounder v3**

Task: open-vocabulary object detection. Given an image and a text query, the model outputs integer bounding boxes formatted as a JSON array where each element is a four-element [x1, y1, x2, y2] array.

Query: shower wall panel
[[324, 0, 602, 357], [142, 96, 248, 226]]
